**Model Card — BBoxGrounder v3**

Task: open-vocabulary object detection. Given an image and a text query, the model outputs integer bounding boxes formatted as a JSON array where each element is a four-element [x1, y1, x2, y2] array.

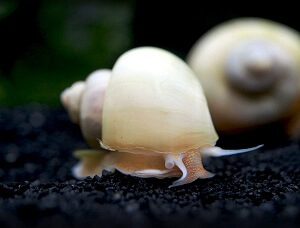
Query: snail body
[[62, 47, 261, 187], [187, 18, 300, 135]]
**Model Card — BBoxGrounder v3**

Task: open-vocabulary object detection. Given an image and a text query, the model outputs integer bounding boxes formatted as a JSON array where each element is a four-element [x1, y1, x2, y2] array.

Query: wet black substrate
[[0, 105, 300, 228]]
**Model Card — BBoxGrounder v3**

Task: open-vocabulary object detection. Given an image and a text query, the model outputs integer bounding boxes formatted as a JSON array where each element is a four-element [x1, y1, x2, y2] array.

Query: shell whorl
[[60, 81, 86, 124], [80, 70, 111, 148], [61, 70, 111, 148], [226, 40, 297, 94]]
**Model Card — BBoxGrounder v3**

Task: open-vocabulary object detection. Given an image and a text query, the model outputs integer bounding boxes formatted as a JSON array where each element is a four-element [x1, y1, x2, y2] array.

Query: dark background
[[0, 0, 299, 106]]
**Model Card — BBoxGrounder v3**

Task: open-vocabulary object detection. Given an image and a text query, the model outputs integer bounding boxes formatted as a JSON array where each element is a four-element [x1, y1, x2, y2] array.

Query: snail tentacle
[[201, 144, 263, 157], [167, 154, 187, 187]]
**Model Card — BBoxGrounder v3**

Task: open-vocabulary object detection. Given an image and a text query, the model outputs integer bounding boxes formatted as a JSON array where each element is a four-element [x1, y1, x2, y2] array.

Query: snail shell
[[187, 18, 300, 135], [102, 47, 218, 154]]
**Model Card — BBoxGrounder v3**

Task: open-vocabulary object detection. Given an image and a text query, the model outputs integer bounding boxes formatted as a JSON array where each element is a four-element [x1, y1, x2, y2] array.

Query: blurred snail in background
[[187, 18, 300, 137], [61, 47, 261, 187]]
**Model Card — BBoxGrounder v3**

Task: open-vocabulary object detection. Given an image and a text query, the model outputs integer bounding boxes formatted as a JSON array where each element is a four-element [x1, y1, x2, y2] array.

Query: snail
[[61, 47, 262, 187], [187, 18, 300, 136]]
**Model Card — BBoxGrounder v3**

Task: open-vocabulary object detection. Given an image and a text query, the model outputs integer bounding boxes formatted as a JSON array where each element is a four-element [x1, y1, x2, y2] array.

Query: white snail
[[187, 18, 300, 136], [61, 47, 261, 187]]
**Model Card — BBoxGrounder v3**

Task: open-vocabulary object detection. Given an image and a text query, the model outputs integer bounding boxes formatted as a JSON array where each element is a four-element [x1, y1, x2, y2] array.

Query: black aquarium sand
[[0, 105, 300, 228]]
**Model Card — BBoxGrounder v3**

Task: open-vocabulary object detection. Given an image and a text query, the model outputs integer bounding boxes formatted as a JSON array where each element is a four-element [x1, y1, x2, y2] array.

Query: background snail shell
[[61, 69, 111, 148], [187, 18, 300, 135]]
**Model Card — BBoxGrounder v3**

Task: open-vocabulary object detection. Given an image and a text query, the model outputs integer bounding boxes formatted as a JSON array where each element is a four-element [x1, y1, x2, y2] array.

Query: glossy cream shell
[[102, 47, 218, 154]]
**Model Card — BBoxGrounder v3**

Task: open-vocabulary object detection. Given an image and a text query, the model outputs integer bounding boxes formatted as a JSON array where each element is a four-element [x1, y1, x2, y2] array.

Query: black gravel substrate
[[0, 105, 300, 228]]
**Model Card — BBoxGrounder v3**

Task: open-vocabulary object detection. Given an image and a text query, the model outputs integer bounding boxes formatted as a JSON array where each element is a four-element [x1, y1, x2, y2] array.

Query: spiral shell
[[187, 18, 300, 134]]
